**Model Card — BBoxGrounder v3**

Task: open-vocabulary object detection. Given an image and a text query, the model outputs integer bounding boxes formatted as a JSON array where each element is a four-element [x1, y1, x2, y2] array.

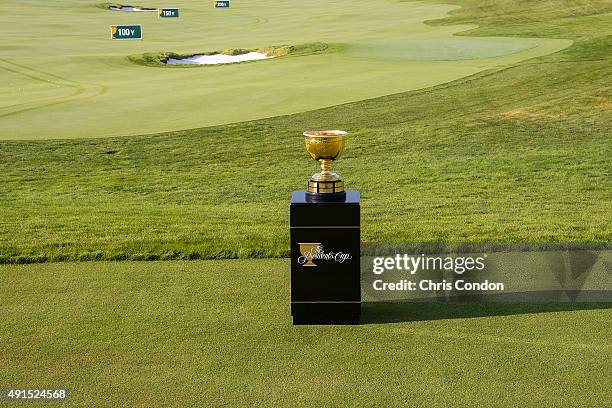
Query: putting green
[[0, 0, 570, 140]]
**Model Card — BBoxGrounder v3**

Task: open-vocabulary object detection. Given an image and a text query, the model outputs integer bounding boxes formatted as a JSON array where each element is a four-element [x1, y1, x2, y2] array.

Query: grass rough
[[0, 0, 610, 263]]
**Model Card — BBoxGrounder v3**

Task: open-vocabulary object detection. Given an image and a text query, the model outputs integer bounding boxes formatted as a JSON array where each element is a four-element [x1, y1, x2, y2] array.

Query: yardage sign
[[158, 8, 179, 18], [110, 25, 142, 40], [215, 1, 230, 8]]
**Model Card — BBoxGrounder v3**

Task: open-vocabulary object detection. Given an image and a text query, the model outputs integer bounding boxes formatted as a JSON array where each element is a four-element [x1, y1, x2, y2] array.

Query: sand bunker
[[109, 5, 156, 12], [166, 52, 272, 65]]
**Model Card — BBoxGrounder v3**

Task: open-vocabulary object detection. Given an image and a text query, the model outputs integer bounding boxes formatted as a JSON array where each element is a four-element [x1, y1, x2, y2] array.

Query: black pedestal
[[290, 190, 361, 324]]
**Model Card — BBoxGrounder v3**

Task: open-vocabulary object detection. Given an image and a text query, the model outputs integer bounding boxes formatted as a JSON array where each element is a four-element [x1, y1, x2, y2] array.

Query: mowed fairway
[[0, 0, 571, 139], [1, 260, 611, 407]]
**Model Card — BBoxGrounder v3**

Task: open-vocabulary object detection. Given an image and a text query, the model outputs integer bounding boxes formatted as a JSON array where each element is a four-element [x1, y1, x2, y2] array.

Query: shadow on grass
[[361, 297, 612, 324]]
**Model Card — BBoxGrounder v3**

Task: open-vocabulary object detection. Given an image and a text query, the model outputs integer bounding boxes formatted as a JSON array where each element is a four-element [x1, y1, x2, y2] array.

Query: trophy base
[[306, 178, 346, 202], [305, 191, 346, 203]]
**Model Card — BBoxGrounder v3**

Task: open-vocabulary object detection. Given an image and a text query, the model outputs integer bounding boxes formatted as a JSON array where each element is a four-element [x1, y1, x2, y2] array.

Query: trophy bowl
[[303, 130, 348, 202], [304, 130, 347, 163]]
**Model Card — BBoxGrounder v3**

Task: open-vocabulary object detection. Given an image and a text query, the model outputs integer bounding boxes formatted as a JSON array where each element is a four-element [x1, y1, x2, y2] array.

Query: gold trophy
[[304, 130, 348, 202]]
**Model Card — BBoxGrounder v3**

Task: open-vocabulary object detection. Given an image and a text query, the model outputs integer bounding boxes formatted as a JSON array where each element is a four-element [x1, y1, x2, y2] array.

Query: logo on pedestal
[[298, 243, 352, 267]]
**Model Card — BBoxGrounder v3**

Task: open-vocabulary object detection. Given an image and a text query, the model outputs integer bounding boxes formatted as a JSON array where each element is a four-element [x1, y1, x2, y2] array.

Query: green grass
[[0, 0, 569, 140], [1, 260, 610, 407], [0, 0, 610, 263], [2, 2, 610, 405], [96, 3, 127, 10]]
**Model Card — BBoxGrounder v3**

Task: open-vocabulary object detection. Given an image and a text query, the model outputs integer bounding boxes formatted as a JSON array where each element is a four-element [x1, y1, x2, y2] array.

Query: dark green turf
[[1, 260, 610, 407], [0, 0, 610, 263]]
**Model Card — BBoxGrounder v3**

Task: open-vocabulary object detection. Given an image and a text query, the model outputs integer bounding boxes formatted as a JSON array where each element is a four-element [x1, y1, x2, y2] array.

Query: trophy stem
[[320, 159, 332, 175]]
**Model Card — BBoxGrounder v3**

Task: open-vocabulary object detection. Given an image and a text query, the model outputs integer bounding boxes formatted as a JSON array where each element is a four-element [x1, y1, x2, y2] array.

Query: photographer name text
[[371, 254, 505, 292]]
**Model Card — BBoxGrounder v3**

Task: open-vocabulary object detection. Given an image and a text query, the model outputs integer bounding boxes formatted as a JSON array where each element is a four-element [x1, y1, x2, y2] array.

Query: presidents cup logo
[[297, 243, 352, 267]]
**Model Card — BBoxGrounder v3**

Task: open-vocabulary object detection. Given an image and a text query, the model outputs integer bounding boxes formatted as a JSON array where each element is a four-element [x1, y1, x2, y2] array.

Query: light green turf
[[0, 260, 610, 407], [0, 0, 570, 139]]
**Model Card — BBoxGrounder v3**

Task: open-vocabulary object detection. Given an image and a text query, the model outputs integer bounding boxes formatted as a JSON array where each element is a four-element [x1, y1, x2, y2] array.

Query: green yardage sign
[[110, 25, 142, 40], [158, 8, 179, 18], [215, 1, 230, 8]]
